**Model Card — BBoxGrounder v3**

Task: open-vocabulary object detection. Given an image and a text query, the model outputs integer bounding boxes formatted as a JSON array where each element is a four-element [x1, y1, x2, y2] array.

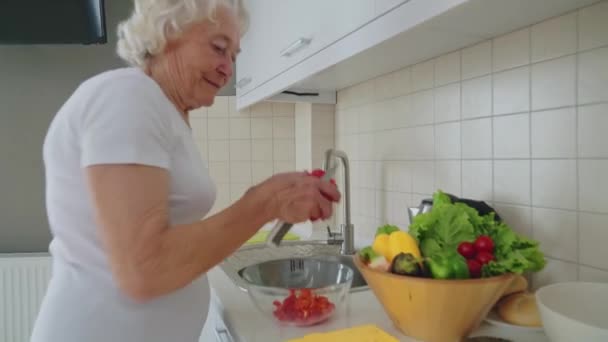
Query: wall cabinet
[[236, 0, 596, 111]]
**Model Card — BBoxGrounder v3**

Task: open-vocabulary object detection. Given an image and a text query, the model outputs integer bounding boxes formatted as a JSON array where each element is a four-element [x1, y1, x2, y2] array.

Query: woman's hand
[[255, 171, 341, 224]]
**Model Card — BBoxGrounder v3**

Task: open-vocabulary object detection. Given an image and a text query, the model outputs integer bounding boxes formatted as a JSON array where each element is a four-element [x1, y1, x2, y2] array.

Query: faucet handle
[[326, 226, 343, 241]]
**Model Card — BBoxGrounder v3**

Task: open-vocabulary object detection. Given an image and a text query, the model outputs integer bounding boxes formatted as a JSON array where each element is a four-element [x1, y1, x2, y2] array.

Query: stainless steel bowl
[[239, 257, 354, 289]]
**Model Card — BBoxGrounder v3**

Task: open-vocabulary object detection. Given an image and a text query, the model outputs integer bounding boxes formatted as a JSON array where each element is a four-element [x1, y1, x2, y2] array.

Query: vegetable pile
[[272, 289, 335, 325], [358, 190, 546, 280]]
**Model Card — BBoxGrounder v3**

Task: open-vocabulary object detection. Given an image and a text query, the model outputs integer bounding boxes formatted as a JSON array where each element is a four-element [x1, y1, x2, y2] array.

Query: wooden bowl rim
[[352, 254, 515, 285]]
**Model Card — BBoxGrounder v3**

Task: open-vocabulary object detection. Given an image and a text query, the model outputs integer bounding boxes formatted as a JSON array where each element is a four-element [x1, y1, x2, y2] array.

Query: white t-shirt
[[31, 68, 216, 342]]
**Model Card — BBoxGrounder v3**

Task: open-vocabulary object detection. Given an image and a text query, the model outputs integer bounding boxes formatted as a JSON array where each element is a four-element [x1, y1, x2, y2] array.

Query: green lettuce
[[409, 190, 546, 277]]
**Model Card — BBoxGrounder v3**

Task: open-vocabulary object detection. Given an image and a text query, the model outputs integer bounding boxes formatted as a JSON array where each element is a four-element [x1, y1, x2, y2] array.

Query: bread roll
[[502, 275, 528, 297], [497, 292, 542, 327]]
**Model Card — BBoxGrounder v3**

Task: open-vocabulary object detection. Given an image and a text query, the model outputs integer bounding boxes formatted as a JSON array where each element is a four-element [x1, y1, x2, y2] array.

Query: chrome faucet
[[323, 149, 355, 255]]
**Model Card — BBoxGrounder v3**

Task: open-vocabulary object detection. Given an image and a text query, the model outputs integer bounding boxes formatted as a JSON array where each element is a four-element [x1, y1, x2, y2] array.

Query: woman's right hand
[[254, 171, 341, 224]]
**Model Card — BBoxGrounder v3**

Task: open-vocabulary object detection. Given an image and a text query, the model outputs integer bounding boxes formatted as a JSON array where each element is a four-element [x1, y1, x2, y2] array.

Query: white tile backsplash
[[531, 12, 577, 62], [251, 118, 273, 139], [579, 266, 608, 283], [578, 1, 608, 51], [493, 113, 530, 159], [462, 118, 492, 159], [208, 140, 229, 161], [531, 56, 576, 110], [462, 160, 493, 202], [193, 98, 295, 216], [531, 108, 577, 158], [579, 212, 608, 270], [532, 160, 577, 210], [578, 47, 608, 104], [494, 160, 531, 205], [273, 140, 295, 161], [207, 118, 229, 140], [272, 102, 295, 117], [411, 59, 435, 91], [434, 122, 461, 159], [333, 1, 608, 284], [493, 67, 530, 115], [493, 28, 530, 72], [252, 140, 273, 161], [579, 160, 608, 213], [273, 117, 295, 139], [229, 140, 251, 161], [434, 83, 461, 123], [533, 208, 578, 262], [209, 161, 230, 183], [434, 51, 460, 86], [493, 204, 533, 237], [412, 161, 435, 194], [408, 90, 434, 126], [461, 40, 492, 80], [229, 118, 251, 139], [462, 76, 492, 119], [435, 160, 461, 196], [532, 258, 579, 290], [578, 104, 608, 158]]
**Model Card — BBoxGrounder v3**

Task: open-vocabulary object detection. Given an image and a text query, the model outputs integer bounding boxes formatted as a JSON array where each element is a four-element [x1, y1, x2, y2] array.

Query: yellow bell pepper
[[388, 230, 421, 261], [372, 234, 391, 261], [372, 227, 421, 263]]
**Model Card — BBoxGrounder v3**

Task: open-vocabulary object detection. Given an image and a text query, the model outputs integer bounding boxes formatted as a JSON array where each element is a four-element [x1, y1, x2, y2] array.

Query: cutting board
[[286, 324, 400, 342]]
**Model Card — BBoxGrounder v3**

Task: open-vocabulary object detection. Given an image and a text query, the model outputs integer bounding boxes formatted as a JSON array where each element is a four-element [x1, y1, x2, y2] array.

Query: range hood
[[0, 0, 107, 45]]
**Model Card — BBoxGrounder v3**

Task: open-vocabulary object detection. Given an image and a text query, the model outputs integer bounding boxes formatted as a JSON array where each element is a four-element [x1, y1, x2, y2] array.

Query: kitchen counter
[[207, 265, 550, 342]]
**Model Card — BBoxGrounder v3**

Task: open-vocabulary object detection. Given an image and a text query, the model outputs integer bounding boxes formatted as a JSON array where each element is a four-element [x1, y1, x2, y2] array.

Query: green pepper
[[359, 246, 379, 264], [426, 250, 470, 279]]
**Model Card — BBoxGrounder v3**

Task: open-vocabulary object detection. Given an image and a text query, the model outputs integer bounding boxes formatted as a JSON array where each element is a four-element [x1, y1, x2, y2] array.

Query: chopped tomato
[[272, 289, 335, 325]]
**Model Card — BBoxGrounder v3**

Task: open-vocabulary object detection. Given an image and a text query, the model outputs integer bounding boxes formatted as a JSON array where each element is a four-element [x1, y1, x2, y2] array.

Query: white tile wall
[[191, 98, 295, 215], [335, 1, 608, 285]]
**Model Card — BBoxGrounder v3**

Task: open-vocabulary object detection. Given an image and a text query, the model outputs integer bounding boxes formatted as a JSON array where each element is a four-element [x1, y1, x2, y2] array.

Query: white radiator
[[0, 254, 52, 342]]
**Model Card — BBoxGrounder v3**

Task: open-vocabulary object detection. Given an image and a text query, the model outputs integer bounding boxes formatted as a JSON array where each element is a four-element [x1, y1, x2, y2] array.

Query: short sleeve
[[80, 76, 174, 169]]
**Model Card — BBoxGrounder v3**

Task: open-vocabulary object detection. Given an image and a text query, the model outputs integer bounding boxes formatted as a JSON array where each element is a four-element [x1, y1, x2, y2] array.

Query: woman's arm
[[86, 164, 339, 302]]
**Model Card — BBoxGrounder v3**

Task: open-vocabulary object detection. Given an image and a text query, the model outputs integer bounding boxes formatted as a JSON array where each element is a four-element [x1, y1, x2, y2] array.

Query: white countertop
[[207, 264, 550, 342]]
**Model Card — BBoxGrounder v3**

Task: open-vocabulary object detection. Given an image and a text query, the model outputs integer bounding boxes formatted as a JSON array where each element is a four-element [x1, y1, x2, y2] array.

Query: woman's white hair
[[116, 0, 249, 68]]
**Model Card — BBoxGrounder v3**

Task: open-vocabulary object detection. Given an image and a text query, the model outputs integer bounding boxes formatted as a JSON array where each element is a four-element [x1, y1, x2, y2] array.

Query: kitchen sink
[[220, 240, 369, 293]]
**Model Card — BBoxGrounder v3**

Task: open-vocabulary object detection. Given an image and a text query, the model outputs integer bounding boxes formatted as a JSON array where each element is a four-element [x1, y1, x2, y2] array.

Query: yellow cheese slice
[[286, 324, 400, 342]]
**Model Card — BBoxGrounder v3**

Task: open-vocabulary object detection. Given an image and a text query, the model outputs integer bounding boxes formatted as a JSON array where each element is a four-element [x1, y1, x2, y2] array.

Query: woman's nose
[[217, 59, 234, 82]]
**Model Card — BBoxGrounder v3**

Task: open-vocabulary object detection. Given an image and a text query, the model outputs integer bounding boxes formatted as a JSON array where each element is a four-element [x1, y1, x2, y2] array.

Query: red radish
[[476, 251, 495, 265], [467, 259, 482, 278], [457, 242, 476, 259], [474, 235, 495, 253]]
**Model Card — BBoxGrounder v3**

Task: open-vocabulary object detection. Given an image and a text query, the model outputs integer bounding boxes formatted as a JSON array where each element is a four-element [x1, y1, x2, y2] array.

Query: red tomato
[[467, 259, 482, 278], [272, 288, 335, 325], [457, 242, 476, 259], [308, 169, 337, 185], [474, 235, 495, 253], [476, 251, 495, 265], [310, 169, 326, 178]]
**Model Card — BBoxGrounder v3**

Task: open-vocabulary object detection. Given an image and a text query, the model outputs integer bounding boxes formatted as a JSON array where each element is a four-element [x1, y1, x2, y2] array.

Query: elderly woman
[[30, 1, 340, 341]]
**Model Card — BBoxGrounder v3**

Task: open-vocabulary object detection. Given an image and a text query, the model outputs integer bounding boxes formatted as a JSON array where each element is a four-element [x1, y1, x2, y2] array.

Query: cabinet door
[[270, 0, 325, 77], [235, 0, 275, 96], [327, 0, 376, 43], [374, 0, 408, 17]]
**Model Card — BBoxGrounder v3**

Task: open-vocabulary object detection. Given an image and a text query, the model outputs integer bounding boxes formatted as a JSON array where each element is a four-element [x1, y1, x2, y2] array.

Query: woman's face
[[162, 5, 241, 109]]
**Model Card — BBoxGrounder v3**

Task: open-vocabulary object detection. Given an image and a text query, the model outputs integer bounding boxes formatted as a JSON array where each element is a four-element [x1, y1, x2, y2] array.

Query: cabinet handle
[[215, 328, 233, 342], [280, 37, 312, 57], [236, 77, 252, 89]]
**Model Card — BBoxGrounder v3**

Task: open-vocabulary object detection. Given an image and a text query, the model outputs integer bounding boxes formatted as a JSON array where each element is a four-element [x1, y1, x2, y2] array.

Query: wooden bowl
[[354, 255, 515, 342]]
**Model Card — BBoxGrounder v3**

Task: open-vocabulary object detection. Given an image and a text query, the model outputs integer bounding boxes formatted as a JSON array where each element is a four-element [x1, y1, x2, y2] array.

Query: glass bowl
[[239, 257, 354, 326]]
